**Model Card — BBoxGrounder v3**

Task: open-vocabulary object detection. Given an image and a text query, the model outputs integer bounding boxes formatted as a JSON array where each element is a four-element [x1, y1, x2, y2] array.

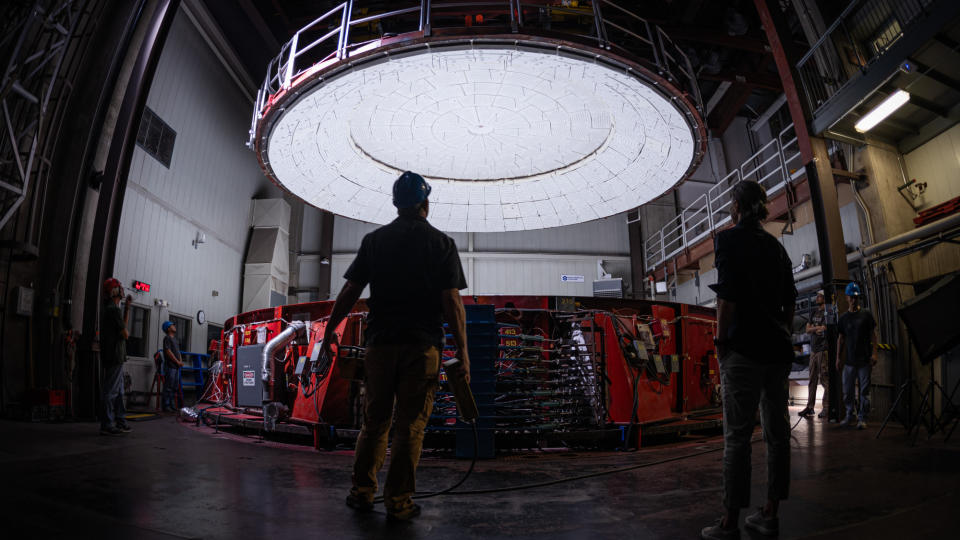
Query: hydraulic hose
[[373, 421, 479, 504]]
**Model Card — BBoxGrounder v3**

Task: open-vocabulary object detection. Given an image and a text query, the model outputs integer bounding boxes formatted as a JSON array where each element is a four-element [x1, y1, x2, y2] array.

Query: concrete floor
[[1, 408, 957, 539]]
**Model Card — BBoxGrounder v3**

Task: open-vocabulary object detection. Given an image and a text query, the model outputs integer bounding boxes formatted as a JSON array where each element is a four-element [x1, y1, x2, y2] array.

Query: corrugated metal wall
[[113, 9, 278, 391], [904, 122, 960, 212], [331, 213, 631, 297]]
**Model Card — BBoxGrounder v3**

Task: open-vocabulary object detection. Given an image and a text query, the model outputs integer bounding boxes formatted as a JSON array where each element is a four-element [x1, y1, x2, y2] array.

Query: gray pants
[[101, 363, 127, 429], [720, 351, 791, 510]]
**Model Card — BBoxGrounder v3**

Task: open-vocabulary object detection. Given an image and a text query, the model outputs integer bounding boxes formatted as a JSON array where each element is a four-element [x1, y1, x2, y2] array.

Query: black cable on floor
[[373, 421, 479, 504]]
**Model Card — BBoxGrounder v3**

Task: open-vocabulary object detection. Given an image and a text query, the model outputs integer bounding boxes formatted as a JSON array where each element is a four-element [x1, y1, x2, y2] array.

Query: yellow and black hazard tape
[[877, 343, 896, 351]]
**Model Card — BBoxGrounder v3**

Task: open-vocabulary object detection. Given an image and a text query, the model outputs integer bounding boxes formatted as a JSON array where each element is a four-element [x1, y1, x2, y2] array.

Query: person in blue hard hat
[[321, 171, 469, 521], [161, 320, 184, 412], [702, 181, 796, 540], [836, 282, 877, 429]]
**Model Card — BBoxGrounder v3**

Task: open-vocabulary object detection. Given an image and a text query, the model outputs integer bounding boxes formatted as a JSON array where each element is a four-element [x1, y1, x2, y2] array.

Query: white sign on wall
[[561, 274, 585, 283]]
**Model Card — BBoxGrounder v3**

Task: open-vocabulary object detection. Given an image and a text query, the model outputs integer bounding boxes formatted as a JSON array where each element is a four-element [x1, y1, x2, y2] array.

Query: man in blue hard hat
[[161, 320, 184, 412], [321, 171, 469, 521], [836, 282, 877, 429]]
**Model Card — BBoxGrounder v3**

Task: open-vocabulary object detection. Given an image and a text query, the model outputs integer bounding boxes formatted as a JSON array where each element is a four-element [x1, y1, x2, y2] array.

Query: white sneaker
[[745, 508, 779, 536], [857, 420, 867, 430]]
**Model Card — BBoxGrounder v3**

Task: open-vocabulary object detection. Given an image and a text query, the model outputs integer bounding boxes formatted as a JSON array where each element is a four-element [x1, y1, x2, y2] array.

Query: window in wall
[[136, 106, 176, 167], [169, 314, 191, 353], [127, 305, 150, 358], [206, 324, 223, 352]]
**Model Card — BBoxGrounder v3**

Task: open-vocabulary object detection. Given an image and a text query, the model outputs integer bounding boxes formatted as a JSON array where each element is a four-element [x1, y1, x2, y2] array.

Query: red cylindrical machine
[[207, 296, 718, 449]]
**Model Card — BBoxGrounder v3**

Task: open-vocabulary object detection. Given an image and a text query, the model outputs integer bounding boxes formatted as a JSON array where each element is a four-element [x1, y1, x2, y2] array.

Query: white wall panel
[[332, 211, 630, 297], [903, 122, 960, 211], [114, 8, 278, 391], [331, 252, 629, 298], [474, 214, 629, 254]]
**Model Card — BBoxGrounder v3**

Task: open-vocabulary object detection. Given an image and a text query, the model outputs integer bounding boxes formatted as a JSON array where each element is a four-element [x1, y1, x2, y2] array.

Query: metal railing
[[248, 0, 702, 147], [795, 0, 934, 116], [643, 122, 805, 272]]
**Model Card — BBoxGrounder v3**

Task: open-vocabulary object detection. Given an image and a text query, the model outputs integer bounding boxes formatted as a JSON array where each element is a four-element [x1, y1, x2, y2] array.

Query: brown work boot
[[345, 489, 374, 512], [387, 503, 421, 522]]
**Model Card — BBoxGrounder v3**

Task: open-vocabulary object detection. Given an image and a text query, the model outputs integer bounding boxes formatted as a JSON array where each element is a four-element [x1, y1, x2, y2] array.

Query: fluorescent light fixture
[[265, 48, 697, 232], [854, 90, 910, 133]]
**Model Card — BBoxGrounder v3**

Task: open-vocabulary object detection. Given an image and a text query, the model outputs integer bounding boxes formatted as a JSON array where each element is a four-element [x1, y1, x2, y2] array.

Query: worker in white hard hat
[[799, 290, 829, 419]]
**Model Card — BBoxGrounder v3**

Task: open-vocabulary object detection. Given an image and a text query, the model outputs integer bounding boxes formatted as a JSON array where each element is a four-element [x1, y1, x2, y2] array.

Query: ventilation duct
[[242, 199, 290, 311]]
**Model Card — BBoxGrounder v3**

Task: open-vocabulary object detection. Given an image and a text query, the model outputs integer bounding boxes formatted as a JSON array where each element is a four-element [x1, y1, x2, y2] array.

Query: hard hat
[[392, 171, 431, 209], [162, 321, 175, 333], [103, 278, 123, 298], [816, 289, 824, 296], [845, 282, 862, 296]]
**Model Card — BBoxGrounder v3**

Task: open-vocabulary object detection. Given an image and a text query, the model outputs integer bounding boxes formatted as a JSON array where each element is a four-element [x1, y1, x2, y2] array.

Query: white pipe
[[261, 321, 305, 382], [852, 180, 875, 246], [793, 252, 863, 283], [861, 212, 960, 257]]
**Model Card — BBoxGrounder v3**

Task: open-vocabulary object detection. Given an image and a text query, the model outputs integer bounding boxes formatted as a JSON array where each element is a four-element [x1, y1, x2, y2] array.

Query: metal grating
[[136, 106, 176, 168]]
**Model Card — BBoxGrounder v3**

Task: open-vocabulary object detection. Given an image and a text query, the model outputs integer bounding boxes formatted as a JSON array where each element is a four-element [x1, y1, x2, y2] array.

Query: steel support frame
[[0, 0, 83, 233], [81, 0, 181, 378]]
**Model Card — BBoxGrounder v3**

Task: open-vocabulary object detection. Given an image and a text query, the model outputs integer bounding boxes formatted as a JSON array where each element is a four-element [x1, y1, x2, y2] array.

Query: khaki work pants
[[351, 343, 439, 512], [805, 350, 829, 412]]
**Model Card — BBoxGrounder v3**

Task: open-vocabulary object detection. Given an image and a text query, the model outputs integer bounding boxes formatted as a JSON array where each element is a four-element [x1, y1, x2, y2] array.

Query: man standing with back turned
[[322, 171, 469, 521], [702, 181, 797, 540]]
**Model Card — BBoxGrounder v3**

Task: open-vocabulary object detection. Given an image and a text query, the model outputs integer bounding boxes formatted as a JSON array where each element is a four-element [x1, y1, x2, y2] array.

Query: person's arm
[[871, 328, 879, 366], [321, 280, 365, 360], [716, 297, 735, 359], [836, 334, 845, 370], [165, 347, 183, 368], [441, 288, 470, 383]]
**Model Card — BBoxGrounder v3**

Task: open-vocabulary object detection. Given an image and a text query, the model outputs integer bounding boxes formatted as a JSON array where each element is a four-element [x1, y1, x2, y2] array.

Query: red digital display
[[132, 280, 150, 292]]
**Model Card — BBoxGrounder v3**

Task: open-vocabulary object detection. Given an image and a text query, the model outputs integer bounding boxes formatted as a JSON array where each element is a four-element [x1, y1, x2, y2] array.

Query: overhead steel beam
[[661, 26, 771, 54], [751, 93, 787, 131], [708, 83, 752, 133], [898, 99, 960, 153], [907, 58, 960, 94], [809, 0, 960, 135], [704, 81, 731, 115], [699, 70, 783, 91], [754, 0, 849, 321]]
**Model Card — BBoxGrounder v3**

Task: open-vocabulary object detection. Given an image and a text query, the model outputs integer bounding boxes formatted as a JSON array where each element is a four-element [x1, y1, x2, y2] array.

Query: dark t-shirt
[[808, 308, 828, 353], [709, 221, 797, 363], [100, 303, 127, 366], [344, 214, 467, 347], [163, 335, 182, 370], [838, 309, 876, 366]]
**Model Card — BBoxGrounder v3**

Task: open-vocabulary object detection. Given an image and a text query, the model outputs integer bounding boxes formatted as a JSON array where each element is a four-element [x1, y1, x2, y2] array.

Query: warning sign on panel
[[242, 370, 255, 387]]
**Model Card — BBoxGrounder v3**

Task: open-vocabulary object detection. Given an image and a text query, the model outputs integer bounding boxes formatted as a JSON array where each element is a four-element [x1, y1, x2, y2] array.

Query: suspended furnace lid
[[250, 3, 706, 233]]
